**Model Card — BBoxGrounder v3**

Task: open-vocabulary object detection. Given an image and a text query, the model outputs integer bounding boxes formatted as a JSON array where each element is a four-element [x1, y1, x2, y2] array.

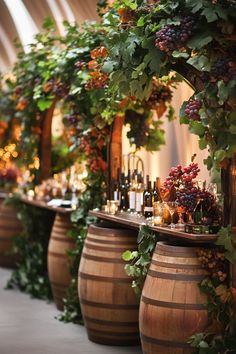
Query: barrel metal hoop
[[148, 269, 206, 281], [86, 236, 136, 245], [151, 259, 203, 270], [79, 271, 132, 283], [84, 243, 128, 253], [84, 316, 138, 327], [48, 251, 69, 259], [50, 236, 75, 244], [141, 295, 206, 310], [140, 333, 191, 348], [82, 253, 125, 264], [80, 298, 139, 309], [87, 327, 140, 337]]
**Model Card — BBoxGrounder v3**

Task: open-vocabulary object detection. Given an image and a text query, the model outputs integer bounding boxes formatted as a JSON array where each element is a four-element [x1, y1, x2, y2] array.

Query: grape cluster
[[197, 248, 227, 283], [155, 16, 195, 54], [90, 46, 108, 60], [52, 81, 69, 98], [125, 110, 149, 148], [146, 81, 172, 109], [211, 56, 236, 82], [14, 85, 23, 96], [43, 80, 54, 93], [118, 7, 136, 24], [63, 113, 80, 127], [85, 71, 108, 90], [0, 167, 18, 183], [163, 162, 200, 191], [184, 99, 202, 121], [176, 187, 199, 213], [16, 97, 28, 111], [74, 60, 87, 70], [80, 136, 93, 157], [136, 3, 155, 15]]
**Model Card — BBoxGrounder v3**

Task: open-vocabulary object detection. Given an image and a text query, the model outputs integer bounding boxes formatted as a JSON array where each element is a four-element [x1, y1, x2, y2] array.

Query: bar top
[[89, 210, 218, 243], [21, 196, 73, 214], [0, 192, 74, 214]]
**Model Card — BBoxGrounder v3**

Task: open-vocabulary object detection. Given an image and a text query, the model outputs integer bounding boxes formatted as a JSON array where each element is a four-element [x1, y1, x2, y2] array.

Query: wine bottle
[[119, 173, 128, 211], [153, 177, 162, 203], [193, 198, 204, 225], [143, 175, 153, 218], [129, 171, 137, 213], [114, 168, 121, 203], [113, 181, 119, 202], [135, 173, 144, 215]]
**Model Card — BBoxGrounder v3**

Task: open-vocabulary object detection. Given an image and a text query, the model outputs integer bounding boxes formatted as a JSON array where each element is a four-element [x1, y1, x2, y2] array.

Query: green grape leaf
[[37, 98, 53, 111], [189, 121, 206, 136], [187, 33, 213, 49]]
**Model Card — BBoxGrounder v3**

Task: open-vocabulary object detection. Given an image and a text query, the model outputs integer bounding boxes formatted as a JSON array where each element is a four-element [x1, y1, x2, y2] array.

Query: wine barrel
[[140, 241, 209, 354], [0, 199, 22, 268], [48, 213, 75, 310], [78, 223, 139, 346]]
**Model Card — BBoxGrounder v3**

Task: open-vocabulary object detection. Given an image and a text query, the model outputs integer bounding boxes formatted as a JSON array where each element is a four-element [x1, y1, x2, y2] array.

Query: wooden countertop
[[0, 192, 73, 214], [21, 196, 73, 214], [89, 210, 218, 243]]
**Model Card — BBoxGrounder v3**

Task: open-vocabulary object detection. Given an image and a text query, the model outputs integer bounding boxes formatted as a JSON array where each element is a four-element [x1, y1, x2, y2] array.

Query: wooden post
[[40, 99, 57, 181], [221, 154, 236, 288], [107, 114, 124, 199]]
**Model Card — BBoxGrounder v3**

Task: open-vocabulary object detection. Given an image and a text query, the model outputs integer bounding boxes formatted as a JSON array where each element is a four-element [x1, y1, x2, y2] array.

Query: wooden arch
[[39, 99, 57, 181], [108, 67, 236, 237]]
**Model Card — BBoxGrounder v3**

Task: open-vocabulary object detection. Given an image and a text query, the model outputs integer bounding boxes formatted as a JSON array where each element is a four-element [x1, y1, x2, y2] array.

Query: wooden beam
[[107, 114, 124, 199], [39, 99, 57, 181]]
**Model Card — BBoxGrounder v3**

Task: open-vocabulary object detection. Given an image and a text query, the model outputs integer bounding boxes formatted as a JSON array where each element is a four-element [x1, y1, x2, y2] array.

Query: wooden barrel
[[139, 241, 209, 354], [0, 199, 22, 268], [78, 223, 140, 346], [48, 213, 75, 310]]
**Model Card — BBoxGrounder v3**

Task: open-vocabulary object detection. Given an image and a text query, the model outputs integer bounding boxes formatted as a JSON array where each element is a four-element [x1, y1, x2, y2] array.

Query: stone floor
[[0, 268, 142, 354]]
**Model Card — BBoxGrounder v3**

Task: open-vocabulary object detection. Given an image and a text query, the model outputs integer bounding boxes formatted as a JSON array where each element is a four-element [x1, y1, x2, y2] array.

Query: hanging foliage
[[102, 0, 236, 171]]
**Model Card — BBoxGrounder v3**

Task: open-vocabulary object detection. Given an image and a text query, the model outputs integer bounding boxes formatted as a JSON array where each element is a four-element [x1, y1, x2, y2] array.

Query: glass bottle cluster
[[113, 168, 162, 218]]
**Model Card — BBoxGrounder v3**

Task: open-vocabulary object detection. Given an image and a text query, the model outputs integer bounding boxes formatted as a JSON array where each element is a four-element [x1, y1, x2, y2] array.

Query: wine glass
[[176, 204, 185, 229], [208, 183, 217, 198], [166, 201, 176, 229], [61, 171, 68, 200]]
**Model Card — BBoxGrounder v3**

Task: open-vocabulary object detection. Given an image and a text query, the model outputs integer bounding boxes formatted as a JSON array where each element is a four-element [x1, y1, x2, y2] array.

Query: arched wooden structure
[[108, 114, 124, 199], [107, 74, 236, 290], [39, 99, 57, 181]]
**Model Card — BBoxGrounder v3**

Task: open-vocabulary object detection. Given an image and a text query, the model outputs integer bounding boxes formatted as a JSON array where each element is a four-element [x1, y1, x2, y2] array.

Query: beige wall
[[122, 81, 210, 183]]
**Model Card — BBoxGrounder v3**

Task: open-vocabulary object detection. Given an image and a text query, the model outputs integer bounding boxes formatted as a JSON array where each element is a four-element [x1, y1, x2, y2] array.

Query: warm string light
[[28, 156, 40, 170], [0, 143, 18, 163]]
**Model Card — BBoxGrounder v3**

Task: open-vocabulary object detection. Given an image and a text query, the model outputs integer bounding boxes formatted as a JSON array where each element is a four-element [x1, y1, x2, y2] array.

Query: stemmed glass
[[61, 171, 68, 200], [166, 201, 176, 229], [176, 205, 185, 229]]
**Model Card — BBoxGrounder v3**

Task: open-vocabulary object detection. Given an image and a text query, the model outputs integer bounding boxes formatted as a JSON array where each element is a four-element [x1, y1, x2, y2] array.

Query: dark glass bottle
[[193, 198, 206, 225], [119, 173, 129, 211], [114, 168, 121, 204], [129, 171, 137, 212], [143, 176, 153, 218], [153, 177, 162, 203]]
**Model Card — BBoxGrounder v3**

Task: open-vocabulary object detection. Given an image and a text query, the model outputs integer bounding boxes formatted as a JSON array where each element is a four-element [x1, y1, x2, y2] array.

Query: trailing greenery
[[122, 224, 159, 296], [123, 223, 236, 353], [5, 194, 55, 300], [102, 0, 236, 171], [189, 226, 236, 353], [58, 186, 103, 323]]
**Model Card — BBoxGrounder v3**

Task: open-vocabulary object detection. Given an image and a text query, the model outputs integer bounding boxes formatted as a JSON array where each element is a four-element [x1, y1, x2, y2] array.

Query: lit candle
[[27, 189, 35, 200], [154, 216, 162, 225]]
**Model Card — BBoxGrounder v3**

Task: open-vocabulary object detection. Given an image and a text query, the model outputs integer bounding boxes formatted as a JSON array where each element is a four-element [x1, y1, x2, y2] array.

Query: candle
[[153, 216, 162, 225], [109, 200, 119, 215], [27, 189, 35, 200]]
